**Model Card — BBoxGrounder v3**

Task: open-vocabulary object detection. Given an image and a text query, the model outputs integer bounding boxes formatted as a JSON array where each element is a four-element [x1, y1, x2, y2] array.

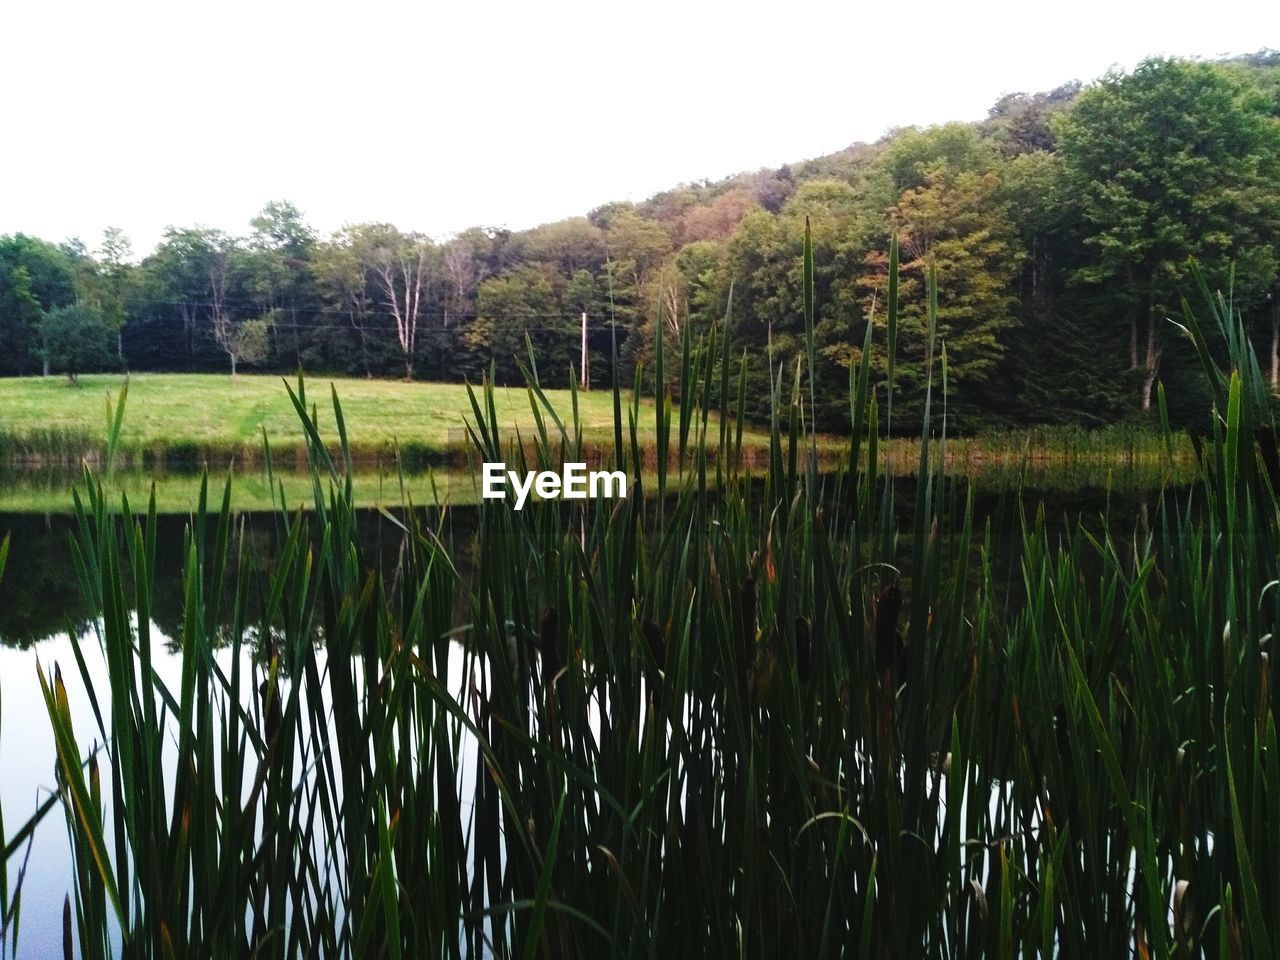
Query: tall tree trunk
[[1141, 365, 1159, 412], [1140, 305, 1161, 412], [1271, 301, 1279, 389], [230, 353, 237, 380], [1128, 267, 1140, 371]]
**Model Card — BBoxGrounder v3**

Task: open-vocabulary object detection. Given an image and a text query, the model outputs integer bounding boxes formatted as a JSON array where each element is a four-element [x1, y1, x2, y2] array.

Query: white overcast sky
[[1, 0, 1277, 257]]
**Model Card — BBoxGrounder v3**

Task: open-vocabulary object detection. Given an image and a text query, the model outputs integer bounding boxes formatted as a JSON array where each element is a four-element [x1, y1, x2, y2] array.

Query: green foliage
[[880, 122, 998, 191], [1057, 57, 1280, 408], [232, 316, 270, 370], [980, 82, 1081, 156], [467, 265, 564, 382], [602, 209, 674, 356], [521, 217, 606, 273], [0, 234, 78, 375], [95, 227, 134, 338], [40, 303, 114, 383], [874, 164, 1023, 426], [1059, 58, 1280, 300]]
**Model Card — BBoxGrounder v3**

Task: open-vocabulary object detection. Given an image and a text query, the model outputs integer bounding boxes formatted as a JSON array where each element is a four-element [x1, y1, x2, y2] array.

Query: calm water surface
[[0, 463, 1189, 957]]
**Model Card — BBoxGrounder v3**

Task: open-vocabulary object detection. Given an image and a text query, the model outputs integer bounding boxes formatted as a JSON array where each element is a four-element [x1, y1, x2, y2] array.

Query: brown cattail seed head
[[1054, 705, 1071, 765], [259, 678, 281, 745], [642, 617, 666, 671], [539, 607, 561, 679], [795, 616, 811, 684], [873, 584, 903, 673]]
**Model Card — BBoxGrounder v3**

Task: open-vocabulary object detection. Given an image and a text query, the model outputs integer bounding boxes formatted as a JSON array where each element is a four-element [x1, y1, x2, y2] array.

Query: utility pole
[[580, 310, 589, 390]]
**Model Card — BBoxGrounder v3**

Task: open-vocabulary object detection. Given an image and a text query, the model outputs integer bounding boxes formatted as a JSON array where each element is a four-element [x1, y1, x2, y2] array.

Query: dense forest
[[2, 53, 1279, 432]]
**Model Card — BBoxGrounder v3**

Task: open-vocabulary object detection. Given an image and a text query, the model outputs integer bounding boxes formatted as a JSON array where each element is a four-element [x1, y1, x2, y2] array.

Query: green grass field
[[0, 373, 1190, 483], [0, 373, 651, 464]]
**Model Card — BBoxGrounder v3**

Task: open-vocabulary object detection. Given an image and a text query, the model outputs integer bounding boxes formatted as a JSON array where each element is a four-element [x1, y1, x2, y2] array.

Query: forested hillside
[[2, 53, 1278, 432]]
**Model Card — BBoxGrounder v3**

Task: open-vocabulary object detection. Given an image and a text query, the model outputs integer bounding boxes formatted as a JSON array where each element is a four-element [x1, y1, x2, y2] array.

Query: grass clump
[[4, 229, 1279, 958]]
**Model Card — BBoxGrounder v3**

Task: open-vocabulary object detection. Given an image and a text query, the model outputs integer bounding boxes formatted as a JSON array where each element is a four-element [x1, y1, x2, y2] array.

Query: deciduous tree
[[349, 224, 436, 380], [1057, 58, 1280, 409], [41, 303, 113, 383]]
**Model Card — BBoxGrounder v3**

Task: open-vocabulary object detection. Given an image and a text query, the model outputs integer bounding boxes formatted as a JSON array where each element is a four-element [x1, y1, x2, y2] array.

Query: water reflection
[[0, 508, 476, 650], [0, 624, 490, 959], [0, 476, 1190, 651], [0, 465, 1198, 957]]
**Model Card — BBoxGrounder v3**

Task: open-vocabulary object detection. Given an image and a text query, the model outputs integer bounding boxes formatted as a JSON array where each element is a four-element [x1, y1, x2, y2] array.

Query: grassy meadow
[[0, 373, 651, 466], [2, 235, 1273, 958], [0, 371, 1190, 486]]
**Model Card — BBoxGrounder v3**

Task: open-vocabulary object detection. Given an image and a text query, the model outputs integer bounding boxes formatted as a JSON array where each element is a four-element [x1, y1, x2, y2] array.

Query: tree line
[[2, 53, 1279, 432]]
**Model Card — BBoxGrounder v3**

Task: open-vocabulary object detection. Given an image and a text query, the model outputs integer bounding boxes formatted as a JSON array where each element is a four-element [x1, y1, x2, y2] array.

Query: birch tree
[[351, 224, 435, 379]]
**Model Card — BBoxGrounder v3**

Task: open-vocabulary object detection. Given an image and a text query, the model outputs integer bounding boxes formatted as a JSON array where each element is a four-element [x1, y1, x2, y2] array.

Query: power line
[[122, 318, 626, 335], [118, 297, 619, 323]]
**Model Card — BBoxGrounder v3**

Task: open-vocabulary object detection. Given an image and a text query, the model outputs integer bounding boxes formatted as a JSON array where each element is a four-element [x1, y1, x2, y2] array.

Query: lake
[[0, 458, 1193, 956]]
